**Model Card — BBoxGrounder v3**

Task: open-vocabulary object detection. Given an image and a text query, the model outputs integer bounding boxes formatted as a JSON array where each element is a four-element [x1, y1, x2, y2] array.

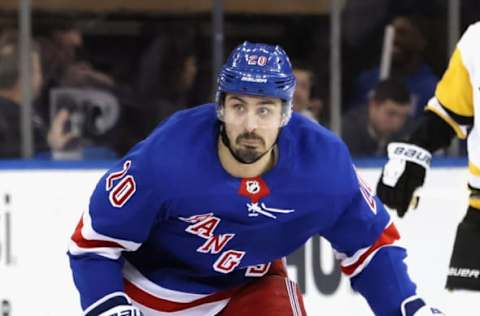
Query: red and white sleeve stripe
[[69, 211, 141, 260], [123, 261, 233, 315], [336, 220, 401, 278]]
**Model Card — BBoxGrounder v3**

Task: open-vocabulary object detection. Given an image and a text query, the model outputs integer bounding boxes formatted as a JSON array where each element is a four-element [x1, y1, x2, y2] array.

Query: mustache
[[236, 132, 264, 145]]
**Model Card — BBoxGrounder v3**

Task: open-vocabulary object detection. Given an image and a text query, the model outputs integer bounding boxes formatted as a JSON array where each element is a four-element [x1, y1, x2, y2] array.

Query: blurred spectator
[[39, 21, 114, 86], [0, 30, 74, 158], [134, 28, 198, 136], [35, 21, 115, 120], [48, 87, 121, 160], [342, 78, 412, 157], [35, 21, 121, 159], [349, 16, 438, 117], [292, 62, 324, 124]]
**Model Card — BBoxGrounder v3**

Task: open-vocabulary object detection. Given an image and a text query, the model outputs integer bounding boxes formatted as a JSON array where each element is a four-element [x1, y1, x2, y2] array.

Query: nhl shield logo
[[239, 177, 270, 203], [246, 180, 260, 194]]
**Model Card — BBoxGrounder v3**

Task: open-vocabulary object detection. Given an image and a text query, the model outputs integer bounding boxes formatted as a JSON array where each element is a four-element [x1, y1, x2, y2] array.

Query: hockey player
[[69, 41, 442, 315], [377, 22, 480, 291]]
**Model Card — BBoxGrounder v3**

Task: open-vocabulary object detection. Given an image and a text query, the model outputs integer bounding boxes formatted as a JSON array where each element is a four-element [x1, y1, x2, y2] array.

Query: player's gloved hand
[[98, 305, 143, 316], [401, 297, 445, 315], [376, 142, 432, 217]]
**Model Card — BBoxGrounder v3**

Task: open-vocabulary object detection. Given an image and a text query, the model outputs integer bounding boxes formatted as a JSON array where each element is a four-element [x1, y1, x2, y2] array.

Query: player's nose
[[243, 112, 258, 132]]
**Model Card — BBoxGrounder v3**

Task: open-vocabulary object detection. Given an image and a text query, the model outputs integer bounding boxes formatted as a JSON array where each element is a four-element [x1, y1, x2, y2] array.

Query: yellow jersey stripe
[[469, 197, 480, 209], [436, 48, 474, 117], [469, 161, 480, 176]]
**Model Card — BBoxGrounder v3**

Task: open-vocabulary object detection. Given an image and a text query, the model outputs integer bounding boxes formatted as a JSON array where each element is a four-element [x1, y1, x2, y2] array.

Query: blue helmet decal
[[216, 42, 296, 125]]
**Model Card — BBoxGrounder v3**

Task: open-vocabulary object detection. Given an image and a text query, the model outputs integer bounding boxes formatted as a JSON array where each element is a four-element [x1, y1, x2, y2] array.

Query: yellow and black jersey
[[425, 22, 480, 192]]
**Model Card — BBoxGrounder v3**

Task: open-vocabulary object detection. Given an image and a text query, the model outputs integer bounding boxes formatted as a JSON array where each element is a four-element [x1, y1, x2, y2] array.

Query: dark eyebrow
[[257, 99, 277, 106]]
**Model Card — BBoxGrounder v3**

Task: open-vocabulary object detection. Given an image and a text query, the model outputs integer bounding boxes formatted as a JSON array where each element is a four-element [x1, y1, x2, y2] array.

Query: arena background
[[1, 0, 480, 314]]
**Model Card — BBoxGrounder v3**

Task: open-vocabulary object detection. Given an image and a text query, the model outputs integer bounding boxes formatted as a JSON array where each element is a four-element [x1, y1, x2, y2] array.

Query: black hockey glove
[[376, 142, 432, 217]]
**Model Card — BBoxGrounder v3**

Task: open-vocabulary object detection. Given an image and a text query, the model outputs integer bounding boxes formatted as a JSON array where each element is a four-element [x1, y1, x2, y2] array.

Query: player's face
[[222, 94, 283, 163]]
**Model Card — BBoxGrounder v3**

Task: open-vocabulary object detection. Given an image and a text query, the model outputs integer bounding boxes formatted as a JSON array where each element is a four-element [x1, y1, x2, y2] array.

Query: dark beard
[[233, 145, 264, 164], [220, 124, 270, 164]]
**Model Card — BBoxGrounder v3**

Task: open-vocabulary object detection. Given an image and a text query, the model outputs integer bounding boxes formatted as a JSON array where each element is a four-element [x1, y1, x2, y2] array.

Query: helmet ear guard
[[216, 41, 296, 127], [215, 91, 225, 121], [280, 100, 292, 127]]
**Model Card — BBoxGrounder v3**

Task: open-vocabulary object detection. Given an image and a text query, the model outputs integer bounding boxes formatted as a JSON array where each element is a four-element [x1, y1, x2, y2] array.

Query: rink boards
[[0, 161, 475, 315]]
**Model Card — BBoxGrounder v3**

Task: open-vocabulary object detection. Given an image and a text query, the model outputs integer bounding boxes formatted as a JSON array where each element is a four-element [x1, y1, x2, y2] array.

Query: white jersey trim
[[337, 219, 403, 278], [132, 298, 229, 316], [339, 218, 394, 267], [84, 292, 131, 315], [68, 240, 123, 260], [82, 210, 142, 251], [123, 261, 209, 303]]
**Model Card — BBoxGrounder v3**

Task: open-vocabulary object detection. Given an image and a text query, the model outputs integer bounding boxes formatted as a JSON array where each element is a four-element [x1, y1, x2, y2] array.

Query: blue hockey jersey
[[69, 104, 417, 315]]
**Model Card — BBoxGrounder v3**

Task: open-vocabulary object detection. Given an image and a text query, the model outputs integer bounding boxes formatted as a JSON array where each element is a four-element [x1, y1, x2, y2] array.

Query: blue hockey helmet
[[216, 41, 296, 126]]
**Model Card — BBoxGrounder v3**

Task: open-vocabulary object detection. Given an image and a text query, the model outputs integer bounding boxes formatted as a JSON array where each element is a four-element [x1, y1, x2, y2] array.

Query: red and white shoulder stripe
[[69, 211, 141, 260], [123, 261, 233, 316], [335, 220, 401, 278]]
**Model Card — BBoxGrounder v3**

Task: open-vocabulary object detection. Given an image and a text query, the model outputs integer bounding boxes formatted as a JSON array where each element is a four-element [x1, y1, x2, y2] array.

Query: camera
[[49, 88, 120, 139]]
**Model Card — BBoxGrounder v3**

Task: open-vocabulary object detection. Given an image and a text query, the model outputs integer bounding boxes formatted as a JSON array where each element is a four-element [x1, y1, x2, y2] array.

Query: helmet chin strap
[[219, 123, 278, 165]]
